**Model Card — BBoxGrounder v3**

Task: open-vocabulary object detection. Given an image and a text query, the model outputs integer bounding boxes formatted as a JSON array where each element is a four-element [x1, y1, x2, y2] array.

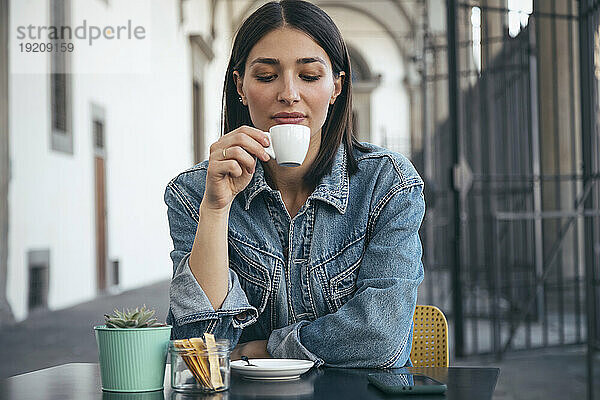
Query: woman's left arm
[[266, 182, 425, 368]]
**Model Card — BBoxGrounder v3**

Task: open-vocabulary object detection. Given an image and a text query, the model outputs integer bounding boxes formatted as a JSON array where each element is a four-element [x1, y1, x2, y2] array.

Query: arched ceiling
[[230, 0, 419, 62]]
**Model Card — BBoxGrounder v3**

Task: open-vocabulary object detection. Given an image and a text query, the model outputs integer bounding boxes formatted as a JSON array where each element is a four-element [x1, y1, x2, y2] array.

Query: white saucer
[[231, 359, 315, 380]]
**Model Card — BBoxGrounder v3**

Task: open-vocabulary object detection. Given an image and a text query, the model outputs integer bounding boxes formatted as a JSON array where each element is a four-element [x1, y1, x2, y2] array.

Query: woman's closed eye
[[254, 74, 321, 82], [255, 74, 276, 82], [300, 74, 321, 81]]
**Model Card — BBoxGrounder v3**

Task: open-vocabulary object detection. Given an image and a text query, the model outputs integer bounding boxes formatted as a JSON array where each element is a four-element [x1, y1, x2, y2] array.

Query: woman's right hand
[[202, 125, 271, 212]]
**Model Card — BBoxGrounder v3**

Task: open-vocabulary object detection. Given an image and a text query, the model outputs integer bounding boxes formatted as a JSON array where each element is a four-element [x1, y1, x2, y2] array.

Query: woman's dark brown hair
[[222, 0, 372, 186]]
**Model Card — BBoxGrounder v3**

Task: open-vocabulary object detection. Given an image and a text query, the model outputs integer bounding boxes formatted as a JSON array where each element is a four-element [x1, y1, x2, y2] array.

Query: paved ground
[[0, 280, 598, 399], [0, 280, 170, 379]]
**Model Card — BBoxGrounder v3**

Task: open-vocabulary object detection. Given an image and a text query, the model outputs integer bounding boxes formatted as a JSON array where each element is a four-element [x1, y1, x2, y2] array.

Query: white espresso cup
[[264, 124, 310, 167]]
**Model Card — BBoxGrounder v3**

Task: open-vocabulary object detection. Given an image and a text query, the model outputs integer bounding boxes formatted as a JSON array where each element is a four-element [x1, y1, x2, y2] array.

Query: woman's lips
[[272, 112, 306, 125], [273, 117, 306, 124]]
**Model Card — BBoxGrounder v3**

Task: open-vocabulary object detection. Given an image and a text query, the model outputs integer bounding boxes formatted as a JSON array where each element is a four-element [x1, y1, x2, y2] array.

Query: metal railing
[[413, 1, 599, 398]]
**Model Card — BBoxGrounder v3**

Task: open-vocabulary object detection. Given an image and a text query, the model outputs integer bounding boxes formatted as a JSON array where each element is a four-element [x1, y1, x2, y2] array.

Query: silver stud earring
[[239, 97, 244, 103]]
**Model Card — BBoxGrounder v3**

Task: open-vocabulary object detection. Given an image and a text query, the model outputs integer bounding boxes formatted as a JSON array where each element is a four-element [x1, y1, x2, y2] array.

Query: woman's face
[[234, 27, 344, 138]]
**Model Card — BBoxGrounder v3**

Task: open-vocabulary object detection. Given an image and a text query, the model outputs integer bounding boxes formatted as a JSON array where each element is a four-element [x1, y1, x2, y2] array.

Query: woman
[[164, 0, 425, 368]]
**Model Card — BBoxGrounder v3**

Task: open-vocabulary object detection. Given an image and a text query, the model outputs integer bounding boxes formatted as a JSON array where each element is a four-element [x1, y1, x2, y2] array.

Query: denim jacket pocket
[[228, 237, 274, 316], [313, 233, 366, 312]]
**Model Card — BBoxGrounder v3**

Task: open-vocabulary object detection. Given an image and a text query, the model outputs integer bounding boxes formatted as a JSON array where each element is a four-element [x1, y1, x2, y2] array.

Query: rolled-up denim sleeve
[[164, 183, 258, 343], [267, 182, 425, 368]]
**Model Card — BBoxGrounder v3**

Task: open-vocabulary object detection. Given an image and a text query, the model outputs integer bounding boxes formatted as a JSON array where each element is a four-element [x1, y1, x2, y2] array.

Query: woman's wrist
[[199, 200, 231, 220], [231, 340, 272, 360]]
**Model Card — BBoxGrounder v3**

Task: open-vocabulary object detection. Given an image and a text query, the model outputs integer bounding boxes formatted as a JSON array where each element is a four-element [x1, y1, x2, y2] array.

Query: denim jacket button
[[235, 312, 248, 321]]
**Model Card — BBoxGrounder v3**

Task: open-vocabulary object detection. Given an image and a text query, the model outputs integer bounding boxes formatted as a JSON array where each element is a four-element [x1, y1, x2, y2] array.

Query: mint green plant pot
[[94, 325, 172, 392]]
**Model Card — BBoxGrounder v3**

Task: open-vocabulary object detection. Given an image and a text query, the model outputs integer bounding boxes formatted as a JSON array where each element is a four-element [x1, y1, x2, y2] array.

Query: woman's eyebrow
[[249, 57, 278, 66], [297, 57, 327, 66], [249, 56, 327, 67]]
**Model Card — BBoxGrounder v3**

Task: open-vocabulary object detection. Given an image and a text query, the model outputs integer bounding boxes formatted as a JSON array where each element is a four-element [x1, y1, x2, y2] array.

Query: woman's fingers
[[221, 127, 270, 162], [203, 126, 270, 209], [218, 145, 256, 174], [209, 159, 244, 178], [226, 125, 270, 147], [205, 124, 272, 191]]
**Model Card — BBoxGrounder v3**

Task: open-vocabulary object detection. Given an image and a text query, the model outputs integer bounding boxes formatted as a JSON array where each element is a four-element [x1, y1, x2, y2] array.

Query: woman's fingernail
[[263, 137, 270, 146]]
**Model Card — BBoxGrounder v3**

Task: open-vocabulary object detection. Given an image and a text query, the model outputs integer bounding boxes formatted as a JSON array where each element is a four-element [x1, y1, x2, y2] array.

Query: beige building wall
[[535, 0, 584, 280]]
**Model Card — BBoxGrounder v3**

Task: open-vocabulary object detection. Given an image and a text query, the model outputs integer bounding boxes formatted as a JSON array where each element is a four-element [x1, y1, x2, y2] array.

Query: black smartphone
[[367, 372, 447, 395]]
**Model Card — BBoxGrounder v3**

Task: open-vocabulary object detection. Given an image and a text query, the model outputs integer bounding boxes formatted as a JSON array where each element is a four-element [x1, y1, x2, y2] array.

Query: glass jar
[[169, 339, 231, 393]]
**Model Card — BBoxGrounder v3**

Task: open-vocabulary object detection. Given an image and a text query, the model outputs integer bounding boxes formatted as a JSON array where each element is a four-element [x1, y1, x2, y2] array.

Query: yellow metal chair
[[410, 305, 449, 367]]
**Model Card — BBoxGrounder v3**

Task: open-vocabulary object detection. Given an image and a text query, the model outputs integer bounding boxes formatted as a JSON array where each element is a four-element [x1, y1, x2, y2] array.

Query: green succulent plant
[[104, 305, 165, 328]]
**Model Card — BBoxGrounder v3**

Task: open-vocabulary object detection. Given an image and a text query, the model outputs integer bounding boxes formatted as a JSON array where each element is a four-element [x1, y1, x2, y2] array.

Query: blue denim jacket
[[164, 142, 425, 368]]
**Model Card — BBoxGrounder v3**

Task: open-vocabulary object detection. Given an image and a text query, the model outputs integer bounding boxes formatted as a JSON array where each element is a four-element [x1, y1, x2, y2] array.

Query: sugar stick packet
[[189, 337, 213, 388], [204, 332, 224, 388]]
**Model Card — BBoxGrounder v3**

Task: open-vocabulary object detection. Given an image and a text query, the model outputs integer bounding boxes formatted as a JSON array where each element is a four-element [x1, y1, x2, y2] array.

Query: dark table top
[[0, 363, 499, 400]]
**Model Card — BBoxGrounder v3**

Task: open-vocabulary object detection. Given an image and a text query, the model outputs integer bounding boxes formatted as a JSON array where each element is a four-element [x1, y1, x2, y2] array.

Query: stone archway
[[233, 0, 414, 65]]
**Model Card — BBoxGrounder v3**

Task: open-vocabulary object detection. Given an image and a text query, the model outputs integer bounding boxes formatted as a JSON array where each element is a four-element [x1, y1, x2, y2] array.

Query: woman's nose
[[277, 76, 300, 105]]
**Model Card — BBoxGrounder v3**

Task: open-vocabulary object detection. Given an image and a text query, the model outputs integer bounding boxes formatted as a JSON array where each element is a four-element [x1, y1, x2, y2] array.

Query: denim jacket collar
[[242, 144, 349, 214]]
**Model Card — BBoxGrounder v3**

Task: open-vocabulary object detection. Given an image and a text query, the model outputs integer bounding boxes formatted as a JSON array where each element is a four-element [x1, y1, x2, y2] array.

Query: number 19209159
[[19, 42, 74, 52]]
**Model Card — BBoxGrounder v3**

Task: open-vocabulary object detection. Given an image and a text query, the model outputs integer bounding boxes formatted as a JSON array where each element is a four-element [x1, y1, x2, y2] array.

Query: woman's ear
[[233, 70, 247, 105], [330, 71, 345, 104]]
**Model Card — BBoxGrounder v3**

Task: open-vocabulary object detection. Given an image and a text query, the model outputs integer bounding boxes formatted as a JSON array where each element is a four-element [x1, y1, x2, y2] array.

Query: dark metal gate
[[414, 2, 599, 397], [579, 1, 600, 399]]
